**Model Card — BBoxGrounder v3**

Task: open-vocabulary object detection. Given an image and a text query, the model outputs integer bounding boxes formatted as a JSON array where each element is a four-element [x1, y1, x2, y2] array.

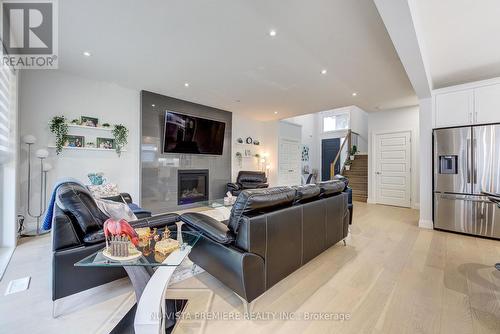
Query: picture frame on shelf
[[97, 137, 116, 149], [65, 135, 85, 148], [81, 116, 99, 127]]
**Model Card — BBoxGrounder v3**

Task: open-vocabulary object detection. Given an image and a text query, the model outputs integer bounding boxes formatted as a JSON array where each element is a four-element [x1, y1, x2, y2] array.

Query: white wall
[[285, 113, 319, 176], [231, 113, 274, 182], [349, 106, 369, 153], [367, 106, 420, 209], [19, 71, 140, 228]]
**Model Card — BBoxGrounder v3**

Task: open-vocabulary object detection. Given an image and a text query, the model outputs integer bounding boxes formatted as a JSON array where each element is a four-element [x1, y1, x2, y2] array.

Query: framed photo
[[81, 116, 99, 127], [65, 135, 85, 148], [97, 137, 115, 149]]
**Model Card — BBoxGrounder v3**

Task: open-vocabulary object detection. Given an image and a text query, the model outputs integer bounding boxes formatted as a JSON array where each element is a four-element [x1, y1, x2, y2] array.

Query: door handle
[[376, 172, 381, 175], [466, 139, 471, 183]]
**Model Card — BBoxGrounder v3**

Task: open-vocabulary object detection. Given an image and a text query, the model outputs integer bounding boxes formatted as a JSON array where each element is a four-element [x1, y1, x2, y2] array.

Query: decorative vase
[[345, 165, 351, 171], [88, 173, 105, 185], [350, 155, 355, 160]]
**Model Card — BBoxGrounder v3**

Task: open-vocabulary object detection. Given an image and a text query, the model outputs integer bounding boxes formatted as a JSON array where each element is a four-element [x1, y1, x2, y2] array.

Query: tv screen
[[163, 111, 226, 155]]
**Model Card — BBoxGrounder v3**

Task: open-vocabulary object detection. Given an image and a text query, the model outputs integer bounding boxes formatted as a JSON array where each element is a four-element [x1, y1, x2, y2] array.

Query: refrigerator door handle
[[473, 138, 477, 185], [466, 139, 471, 184]]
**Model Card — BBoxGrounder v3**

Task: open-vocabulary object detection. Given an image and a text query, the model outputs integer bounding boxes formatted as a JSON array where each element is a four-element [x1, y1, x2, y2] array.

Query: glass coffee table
[[75, 230, 201, 334]]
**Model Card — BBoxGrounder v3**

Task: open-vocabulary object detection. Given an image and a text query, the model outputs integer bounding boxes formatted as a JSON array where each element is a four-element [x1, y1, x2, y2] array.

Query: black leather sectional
[[52, 183, 179, 302], [181, 179, 351, 303]]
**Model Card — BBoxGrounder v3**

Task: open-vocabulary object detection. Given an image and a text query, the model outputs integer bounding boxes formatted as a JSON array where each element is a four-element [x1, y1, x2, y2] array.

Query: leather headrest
[[56, 182, 109, 235], [317, 180, 346, 197], [237, 171, 267, 183], [293, 184, 320, 203], [228, 187, 296, 232]]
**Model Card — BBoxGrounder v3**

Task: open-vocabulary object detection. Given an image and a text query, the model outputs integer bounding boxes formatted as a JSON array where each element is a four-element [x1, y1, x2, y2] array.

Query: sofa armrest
[[254, 183, 269, 189], [180, 212, 235, 244], [227, 182, 240, 192], [82, 213, 180, 244]]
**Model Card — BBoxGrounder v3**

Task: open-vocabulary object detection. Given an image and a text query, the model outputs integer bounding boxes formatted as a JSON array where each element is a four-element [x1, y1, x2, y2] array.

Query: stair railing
[[329, 129, 361, 179]]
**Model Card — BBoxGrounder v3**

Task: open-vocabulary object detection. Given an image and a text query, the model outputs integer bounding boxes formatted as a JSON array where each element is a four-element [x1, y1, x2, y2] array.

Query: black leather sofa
[[227, 171, 269, 196], [181, 179, 350, 303], [52, 182, 179, 303]]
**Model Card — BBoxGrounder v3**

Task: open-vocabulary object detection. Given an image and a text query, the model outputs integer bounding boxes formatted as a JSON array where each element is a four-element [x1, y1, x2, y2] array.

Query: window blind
[[0, 45, 12, 163]]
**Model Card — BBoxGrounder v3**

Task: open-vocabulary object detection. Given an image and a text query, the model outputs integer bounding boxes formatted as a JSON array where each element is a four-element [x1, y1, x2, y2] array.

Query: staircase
[[342, 154, 368, 202]]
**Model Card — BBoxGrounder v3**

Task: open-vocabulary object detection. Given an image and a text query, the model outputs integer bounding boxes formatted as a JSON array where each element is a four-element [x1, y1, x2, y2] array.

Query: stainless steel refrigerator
[[433, 124, 500, 239]]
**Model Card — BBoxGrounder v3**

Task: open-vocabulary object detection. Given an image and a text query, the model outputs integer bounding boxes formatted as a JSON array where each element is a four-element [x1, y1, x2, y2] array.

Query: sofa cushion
[[317, 180, 346, 197], [293, 184, 320, 204], [228, 187, 296, 233]]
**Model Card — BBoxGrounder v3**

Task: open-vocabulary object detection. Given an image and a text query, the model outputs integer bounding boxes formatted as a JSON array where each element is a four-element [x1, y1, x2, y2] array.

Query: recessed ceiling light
[[321, 69, 327, 75], [83, 51, 91, 57], [274, 111, 278, 114], [269, 29, 277, 37], [151, 104, 155, 107], [184, 82, 190, 87], [352, 92, 357, 97]]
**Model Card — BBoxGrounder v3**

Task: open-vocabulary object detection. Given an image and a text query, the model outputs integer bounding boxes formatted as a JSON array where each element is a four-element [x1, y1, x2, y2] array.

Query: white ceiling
[[416, 0, 500, 89], [58, 0, 417, 120]]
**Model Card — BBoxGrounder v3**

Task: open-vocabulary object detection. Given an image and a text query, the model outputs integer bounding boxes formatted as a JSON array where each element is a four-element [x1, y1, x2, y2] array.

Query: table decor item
[[102, 123, 111, 128], [112, 124, 128, 156], [81, 116, 99, 127], [103, 218, 141, 261], [350, 145, 357, 160], [86, 141, 95, 148], [70, 119, 80, 125], [245, 136, 253, 144], [49, 116, 68, 154]]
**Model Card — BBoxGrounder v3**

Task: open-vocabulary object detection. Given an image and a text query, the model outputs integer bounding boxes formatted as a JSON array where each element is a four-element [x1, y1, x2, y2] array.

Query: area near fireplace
[[177, 169, 209, 205]]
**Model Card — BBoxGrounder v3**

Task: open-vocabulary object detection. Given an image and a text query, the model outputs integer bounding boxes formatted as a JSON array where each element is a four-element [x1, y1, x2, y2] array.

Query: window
[[0, 46, 13, 163], [323, 113, 349, 132]]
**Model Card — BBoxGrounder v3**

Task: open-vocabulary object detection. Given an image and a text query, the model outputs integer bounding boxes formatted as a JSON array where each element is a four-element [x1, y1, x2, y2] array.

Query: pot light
[[352, 92, 357, 97], [269, 29, 277, 37], [321, 69, 327, 75], [184, 82, 190, 87], [83, 51, 91, 57], [151, 104, 155, 107], [274, 111, 278, 114]]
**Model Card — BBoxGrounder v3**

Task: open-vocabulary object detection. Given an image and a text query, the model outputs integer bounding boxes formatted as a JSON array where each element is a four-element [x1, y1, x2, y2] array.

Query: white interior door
[[375, 131, 411, 207], [278, 138, 301, 186]]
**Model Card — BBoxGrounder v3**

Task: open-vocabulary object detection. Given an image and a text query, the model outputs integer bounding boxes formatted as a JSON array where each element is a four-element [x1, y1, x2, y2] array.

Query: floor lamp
[[22, 135, 51, 237]]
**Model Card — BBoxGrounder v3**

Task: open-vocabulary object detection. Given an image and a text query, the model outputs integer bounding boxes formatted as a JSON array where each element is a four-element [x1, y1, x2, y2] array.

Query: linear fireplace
[[177, 169, 209, 205]]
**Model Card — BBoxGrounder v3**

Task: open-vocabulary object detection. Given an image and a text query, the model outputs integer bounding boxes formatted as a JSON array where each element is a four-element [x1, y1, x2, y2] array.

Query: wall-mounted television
[[163, 111, 226, 155]]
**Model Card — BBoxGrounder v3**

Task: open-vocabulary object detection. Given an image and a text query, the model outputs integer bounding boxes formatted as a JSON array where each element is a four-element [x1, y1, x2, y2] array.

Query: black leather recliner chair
[[181, 180, 350, 303], [227, 171, 269, 196], [52, 182, 180, 303]]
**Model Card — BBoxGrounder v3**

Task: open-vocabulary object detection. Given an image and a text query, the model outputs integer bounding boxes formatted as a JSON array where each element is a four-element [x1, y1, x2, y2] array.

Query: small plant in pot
[[350, 145, 358, 160], [345, 160, 352, 171]]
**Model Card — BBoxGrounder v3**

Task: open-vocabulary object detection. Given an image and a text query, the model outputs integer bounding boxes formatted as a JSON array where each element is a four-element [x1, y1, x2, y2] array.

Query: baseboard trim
[[367, 197, 376, 204], [418, 219, 433, 229], [412, 202, 420, 210]]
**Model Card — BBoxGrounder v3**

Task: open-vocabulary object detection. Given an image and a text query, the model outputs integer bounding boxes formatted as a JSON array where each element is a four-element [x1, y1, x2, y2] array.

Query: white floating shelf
[[67, 124, 113, 131], [48, 145, 126, 152]]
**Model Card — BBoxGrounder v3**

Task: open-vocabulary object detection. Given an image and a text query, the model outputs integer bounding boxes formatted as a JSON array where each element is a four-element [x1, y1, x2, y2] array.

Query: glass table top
[[75, 230, 201, 268]]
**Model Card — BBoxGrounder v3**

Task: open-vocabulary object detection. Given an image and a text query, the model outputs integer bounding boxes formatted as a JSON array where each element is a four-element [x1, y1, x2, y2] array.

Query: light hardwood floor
[[1, 202, 500, 333]]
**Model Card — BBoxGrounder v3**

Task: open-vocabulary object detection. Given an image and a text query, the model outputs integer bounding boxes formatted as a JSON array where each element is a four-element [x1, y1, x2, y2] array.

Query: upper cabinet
[[435, 90, 474, 128], [434, 81, 500, 128], [474, 84, 500, 124]]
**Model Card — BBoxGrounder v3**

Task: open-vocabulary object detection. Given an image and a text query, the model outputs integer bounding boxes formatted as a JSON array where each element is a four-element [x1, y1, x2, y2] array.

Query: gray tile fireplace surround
[[140, 90, 232, 213]]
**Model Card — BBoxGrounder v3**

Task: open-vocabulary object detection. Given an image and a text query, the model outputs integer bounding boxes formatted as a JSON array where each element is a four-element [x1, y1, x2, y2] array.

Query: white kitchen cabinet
[[474, 84, 500, 124], [435, 90, 474, 128]]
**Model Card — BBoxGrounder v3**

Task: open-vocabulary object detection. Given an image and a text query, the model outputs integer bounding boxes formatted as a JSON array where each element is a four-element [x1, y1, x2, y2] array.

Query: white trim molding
[[418, 219, 433, 229]]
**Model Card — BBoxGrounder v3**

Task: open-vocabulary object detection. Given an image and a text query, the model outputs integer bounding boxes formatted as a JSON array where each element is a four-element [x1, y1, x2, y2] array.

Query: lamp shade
[[23, 135, 36, 144], [35, 149, 49, 159], [42, 163, 52, 172]]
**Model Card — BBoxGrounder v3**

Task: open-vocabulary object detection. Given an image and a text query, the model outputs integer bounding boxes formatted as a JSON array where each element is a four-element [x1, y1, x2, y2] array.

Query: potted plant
[[350, 145, 357, 160], [345, 160, 352, 171], [102, 123, 111, 128], [112, 124, 128, 156], [49, 116, 69, 155]]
